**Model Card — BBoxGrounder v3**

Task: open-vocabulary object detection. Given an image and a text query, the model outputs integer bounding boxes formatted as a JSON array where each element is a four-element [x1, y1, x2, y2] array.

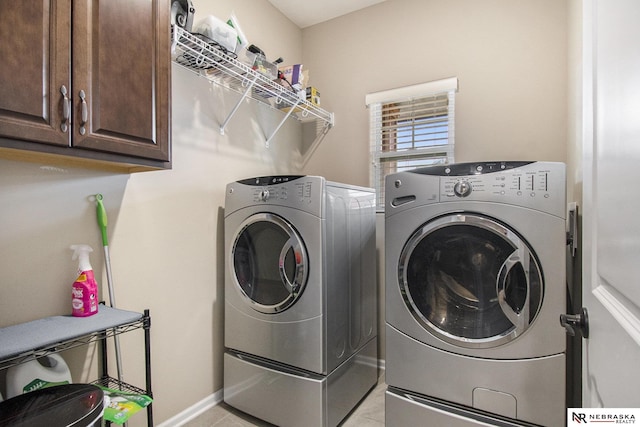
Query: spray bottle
[[70, 244, 99, 317]]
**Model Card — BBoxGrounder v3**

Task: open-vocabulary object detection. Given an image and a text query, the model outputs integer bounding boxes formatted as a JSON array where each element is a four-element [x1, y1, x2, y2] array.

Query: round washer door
[[398, 213, 543, 348], [231, 212, 308, 314]]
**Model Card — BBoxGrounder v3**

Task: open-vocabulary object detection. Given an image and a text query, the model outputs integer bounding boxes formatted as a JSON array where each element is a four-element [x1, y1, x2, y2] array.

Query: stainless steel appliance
[[385, 161, 566, 426], [224, 175, 378, 427]]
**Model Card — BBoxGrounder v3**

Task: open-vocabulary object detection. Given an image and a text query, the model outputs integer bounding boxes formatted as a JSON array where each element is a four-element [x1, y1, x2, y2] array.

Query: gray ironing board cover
[[0, 304, 143, 360]]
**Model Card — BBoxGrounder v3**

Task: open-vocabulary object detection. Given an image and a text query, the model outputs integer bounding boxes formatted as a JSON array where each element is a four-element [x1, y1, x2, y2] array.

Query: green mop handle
[[96, 194, 109, 247], [94, 193, 124, 381]]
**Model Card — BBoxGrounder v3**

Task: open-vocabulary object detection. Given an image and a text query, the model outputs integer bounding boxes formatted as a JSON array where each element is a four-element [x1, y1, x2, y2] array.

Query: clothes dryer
[[224, 175, 377, 427], [385, 161, 566, 427]]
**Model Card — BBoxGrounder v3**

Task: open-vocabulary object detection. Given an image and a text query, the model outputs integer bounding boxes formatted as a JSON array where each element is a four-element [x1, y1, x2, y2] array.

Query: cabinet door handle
[[79, 90, 88, 135], [60, 85, 70, 132]]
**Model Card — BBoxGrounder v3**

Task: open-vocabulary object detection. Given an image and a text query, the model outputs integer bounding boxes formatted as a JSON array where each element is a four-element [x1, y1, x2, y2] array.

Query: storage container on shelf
[[193, 15, 238, 54], [252, 54, 277, 80]]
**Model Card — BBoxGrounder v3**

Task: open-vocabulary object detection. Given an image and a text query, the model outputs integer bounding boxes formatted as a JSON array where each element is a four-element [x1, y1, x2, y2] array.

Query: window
[[367, 77, 458, 210]]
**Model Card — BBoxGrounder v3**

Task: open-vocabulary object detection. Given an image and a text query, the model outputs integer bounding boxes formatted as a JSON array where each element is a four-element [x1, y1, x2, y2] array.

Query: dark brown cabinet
[[0, 0, 171, 172]]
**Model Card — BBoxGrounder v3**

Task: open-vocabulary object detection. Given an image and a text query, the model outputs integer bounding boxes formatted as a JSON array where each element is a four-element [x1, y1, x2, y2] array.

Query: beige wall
[[301, 0, 569, 187], [0, 0, 577, 424], [567, 0, 583, 207], [0, 1, 302, 424]]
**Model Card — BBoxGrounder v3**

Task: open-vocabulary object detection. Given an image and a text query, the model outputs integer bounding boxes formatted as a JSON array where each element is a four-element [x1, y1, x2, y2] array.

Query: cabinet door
[[0, 0, 71, 147], [72, 0, 171, 162]]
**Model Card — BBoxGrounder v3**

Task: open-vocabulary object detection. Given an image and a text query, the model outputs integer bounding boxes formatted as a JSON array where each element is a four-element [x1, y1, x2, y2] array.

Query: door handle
[[60, 85, 70, 132], [560, 307, 589, 338], [78, 90, 88, 135], [496, 250, 530, 332]]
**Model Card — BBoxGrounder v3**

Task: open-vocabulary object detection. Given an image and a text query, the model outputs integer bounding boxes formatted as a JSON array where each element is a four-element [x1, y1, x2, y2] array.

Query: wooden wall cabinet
[[0, 0, 171, 172]]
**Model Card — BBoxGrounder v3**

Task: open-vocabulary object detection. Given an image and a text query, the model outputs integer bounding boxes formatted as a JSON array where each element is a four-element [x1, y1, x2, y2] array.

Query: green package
[[96, 385, 153, 424]]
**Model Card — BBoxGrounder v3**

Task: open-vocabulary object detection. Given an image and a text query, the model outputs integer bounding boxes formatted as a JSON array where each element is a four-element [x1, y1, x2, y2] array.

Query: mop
[[95, 194, 124, 383]]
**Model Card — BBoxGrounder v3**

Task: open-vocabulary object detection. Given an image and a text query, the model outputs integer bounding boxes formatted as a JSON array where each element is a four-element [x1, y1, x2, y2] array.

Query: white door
[[582, 0, 640, 408]]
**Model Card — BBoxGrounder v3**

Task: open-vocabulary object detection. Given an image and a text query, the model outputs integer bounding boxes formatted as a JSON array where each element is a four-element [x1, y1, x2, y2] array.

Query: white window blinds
[[367, 77, 457, 210]]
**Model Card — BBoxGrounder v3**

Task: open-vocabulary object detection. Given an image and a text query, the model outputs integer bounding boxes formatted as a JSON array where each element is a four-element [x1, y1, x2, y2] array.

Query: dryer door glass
[[399, 213, 543, 348], [232, 213, 308, 314]]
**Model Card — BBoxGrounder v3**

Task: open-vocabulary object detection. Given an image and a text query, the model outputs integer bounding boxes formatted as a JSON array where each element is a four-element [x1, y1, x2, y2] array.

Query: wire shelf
[[93, 376, 149, 396], [171, 26, 334, 128], [0, 309, 148, 371]]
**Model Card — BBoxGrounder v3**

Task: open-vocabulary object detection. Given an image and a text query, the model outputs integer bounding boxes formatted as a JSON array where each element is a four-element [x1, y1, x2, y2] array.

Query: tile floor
[[182, 374, 386, 427]]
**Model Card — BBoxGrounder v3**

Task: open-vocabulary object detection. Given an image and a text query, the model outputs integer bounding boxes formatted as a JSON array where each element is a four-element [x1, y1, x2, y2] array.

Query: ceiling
[[267, 0, 386, 28]]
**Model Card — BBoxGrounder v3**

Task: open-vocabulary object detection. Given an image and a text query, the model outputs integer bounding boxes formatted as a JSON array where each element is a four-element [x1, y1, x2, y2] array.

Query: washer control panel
[[389, 161, 566, 218], [440, 163, 556, 200]]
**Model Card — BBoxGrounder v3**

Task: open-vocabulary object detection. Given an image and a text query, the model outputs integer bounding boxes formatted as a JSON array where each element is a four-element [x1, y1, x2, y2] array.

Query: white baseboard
[[156, 389, 223, 427]]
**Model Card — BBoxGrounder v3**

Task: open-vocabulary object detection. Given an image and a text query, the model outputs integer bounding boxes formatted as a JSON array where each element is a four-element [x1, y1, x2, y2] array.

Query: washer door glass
[[399, 213, 543, 348], [232, 213, 308, 314]]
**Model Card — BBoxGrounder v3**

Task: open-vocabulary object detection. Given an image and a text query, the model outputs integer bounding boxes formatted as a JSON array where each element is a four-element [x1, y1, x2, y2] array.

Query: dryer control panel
[[225, 175, 325, 217], [247, 180, 315, 204]]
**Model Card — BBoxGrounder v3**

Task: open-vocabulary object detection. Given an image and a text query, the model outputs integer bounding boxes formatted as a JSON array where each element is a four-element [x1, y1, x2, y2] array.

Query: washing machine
[[223, 175, 378, 427], [384, 161, 566, 427]]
